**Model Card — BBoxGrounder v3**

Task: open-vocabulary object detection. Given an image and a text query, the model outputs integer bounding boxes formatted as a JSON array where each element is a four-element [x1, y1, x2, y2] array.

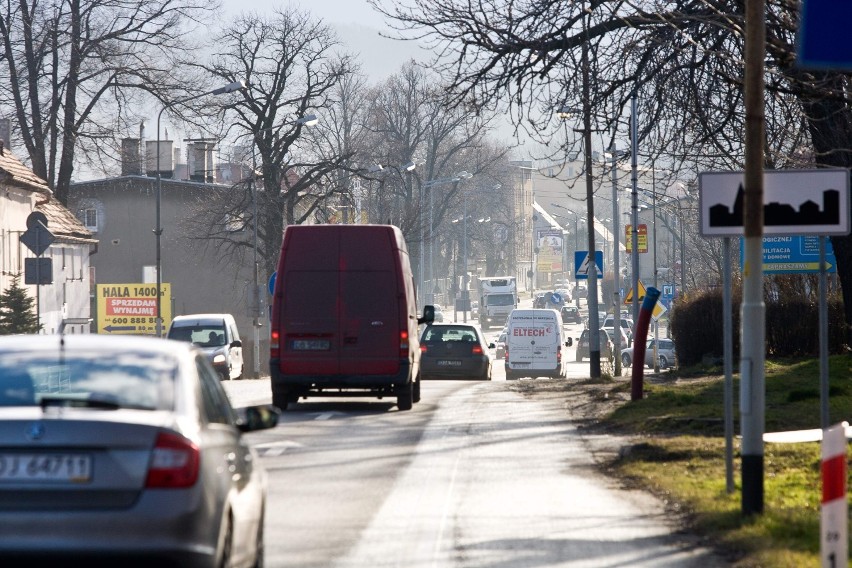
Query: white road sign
[[699, 169, 850, 237]]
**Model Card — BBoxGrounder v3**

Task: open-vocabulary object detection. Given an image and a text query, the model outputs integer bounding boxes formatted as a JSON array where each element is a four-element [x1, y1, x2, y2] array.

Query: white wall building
[[0, 142, 97, 334]]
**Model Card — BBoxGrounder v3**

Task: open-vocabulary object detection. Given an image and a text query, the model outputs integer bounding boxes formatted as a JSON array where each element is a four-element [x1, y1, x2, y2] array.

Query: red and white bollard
[[821, 422, 848, 568]]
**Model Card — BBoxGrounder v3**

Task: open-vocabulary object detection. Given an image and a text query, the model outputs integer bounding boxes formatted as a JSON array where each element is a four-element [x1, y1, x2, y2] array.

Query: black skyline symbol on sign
[[709, 184, 840, 227]]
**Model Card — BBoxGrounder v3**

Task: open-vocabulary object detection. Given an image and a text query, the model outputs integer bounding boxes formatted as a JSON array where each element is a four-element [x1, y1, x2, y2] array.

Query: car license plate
[[511, 362, 530, 366], [437, 360, 462, 366], [0, 453, 92, 483], [292, 339, 330, 351]]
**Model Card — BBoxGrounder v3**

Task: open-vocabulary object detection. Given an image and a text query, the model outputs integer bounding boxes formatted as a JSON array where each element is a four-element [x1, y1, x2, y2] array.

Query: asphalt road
[[225, 352, 724, 567]]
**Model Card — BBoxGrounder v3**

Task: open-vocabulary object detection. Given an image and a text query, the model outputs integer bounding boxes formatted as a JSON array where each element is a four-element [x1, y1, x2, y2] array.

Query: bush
[[670, 285, 847, 366]]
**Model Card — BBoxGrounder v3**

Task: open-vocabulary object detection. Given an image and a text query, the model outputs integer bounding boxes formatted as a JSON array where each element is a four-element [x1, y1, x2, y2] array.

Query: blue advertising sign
[[574, 251, 603, 280], [739, 235, 837, 274]]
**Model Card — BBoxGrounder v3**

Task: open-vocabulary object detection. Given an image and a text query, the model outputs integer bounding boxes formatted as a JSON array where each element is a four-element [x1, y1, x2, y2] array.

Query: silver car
[[0, 334, 278, 567], [621, 338, 678, 369]]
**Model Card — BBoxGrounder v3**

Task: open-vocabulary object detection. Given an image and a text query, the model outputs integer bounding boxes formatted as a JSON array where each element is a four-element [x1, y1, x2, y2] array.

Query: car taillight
[[557, 345, 562, 363], [471, 344, 483, 355], [504, 345, 509, 363], [400, 330, 409, 358], [270, 329, 280, 359], [420, 344, 428, 353], [146, 432, 200, 488]]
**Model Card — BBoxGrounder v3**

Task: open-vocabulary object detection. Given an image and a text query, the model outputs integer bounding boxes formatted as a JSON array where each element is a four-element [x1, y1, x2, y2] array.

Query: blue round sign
[[268, 271, 277, 296], [551, 292, 562, 304]]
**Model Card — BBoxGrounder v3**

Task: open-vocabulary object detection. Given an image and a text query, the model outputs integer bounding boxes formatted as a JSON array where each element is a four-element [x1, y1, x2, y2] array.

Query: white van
[[504, 309, 572, 379]]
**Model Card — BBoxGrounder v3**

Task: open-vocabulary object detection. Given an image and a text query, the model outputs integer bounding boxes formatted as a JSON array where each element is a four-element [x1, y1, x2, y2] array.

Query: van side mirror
[[418, 305, 435, 325], [565, 338, 573, 347]]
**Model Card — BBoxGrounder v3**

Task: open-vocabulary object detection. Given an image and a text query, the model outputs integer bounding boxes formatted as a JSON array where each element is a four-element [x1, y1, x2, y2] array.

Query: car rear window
[[0, 351, 177, 410], [423, 327, 478, 343]]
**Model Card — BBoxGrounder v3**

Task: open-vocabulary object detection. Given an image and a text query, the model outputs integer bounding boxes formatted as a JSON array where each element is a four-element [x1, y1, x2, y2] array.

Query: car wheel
[[218, 514, 233, 568], [272, 388, 289, 411], [413, 374, 422, 403], [621, 353, 631, 367], [397, 382, 413, 411], [659, 355, 669, 369]]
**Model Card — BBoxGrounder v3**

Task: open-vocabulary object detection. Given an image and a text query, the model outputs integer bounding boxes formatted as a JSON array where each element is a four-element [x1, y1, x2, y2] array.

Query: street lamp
[[422, 171, 472, 306], [155, 80, 245, 336]]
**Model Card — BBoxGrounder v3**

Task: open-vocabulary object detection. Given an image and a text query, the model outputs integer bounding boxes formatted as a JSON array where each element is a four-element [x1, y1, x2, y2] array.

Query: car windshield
[[423, 326, 478, 343], [0, 351, 177, 410], [170, 325, 227, 347]]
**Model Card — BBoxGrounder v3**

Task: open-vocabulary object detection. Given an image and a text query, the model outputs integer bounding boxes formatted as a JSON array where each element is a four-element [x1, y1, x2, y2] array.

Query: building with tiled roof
[[0, 141, 97, 334]]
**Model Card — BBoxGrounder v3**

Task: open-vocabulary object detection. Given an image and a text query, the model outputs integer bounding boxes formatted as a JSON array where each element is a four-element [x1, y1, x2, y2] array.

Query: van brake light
[[556, 345, 562, 363], [270, 329, 280, 359], [400, 331, 409, 357]]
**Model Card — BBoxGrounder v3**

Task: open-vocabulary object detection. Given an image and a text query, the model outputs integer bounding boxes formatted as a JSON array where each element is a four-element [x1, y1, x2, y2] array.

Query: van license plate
[[292, 339, 330, 351], [437, 360, 462, 366]]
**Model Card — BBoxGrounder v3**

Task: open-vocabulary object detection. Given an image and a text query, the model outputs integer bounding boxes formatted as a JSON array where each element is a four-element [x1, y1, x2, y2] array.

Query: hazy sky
[[220, 0, 427, 81]]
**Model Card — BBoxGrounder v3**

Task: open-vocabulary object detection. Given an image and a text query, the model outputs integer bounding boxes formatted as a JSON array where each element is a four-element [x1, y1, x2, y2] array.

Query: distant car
[[167, 313, 244, 380], [560, 306, 582, 324], [603, 327, 630, 353], [576, 328, 614, 362], [602, 315, 634, 345], [420, 323, 493, 380], [621, 338, 678, 369], [471, 301, 480, 319], [533, 293, 547, 309], [0, 334, 279, 566], [574, 284, 588, 299], [495, 328, 508, 359]]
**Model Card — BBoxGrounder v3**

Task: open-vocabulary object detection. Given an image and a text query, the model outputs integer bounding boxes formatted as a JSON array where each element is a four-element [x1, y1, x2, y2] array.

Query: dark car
[[419, 323, 494, 380], [533, 293, 547, 309], [575, 328, 614, 362], [560, 306, 582, 324]]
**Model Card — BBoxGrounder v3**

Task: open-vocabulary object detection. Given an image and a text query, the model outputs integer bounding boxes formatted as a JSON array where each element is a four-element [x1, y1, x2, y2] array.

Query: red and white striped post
[[821, 422, 848, 568]]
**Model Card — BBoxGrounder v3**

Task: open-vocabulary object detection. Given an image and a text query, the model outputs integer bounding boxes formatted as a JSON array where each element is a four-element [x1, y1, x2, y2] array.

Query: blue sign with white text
[[739, 235, 837, 274]]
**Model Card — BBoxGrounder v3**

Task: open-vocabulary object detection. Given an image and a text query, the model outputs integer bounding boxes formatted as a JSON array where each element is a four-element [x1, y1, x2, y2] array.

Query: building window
[[83, 208, 98, 231]]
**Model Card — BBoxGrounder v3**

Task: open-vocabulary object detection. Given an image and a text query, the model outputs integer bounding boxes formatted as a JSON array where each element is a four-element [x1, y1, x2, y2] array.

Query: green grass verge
[[603, 355, 852, 567]]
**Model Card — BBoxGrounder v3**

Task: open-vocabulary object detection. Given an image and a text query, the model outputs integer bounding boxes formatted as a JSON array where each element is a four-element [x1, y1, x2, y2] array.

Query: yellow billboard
[[96, 283, 171, 335]]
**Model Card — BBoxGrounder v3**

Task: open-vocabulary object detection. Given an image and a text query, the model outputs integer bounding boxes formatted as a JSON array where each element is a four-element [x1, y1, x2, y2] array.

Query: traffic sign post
[[700, 168, 851, 517], [574, 250, 603, 280]]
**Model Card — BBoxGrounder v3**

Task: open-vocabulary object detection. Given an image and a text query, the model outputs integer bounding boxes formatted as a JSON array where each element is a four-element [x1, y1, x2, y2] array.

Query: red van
[[269, 225, 433, 411]]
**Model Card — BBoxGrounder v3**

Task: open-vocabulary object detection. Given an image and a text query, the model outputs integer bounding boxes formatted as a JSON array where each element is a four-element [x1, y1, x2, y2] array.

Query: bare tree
[[191, 7, 358, 277], [0, 0, 214, 203], [371, 0, 852, 334]]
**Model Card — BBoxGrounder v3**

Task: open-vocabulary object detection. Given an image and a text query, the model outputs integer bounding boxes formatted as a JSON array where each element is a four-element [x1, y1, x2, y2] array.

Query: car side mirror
[[236, 404, 280, 432], [488, 342, 496, 349], [231, 340, 242, 348], [418, 305, 435, 325], [565, 338, 573, 347]]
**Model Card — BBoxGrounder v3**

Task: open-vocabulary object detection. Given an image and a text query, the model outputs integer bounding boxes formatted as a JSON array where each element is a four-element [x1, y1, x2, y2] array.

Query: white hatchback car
[[167, 314, 244, 380]]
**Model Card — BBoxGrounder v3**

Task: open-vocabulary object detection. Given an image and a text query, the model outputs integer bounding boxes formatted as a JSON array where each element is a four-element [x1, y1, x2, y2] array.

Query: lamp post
[[155, 80, 245, 337], [248, 113, 318, 379], [422, 171, 472, 306]]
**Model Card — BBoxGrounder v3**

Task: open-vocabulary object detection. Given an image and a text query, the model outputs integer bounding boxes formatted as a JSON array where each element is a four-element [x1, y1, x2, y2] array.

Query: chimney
[[146, 139, 174, 178], [121, 138, 142, 176]]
